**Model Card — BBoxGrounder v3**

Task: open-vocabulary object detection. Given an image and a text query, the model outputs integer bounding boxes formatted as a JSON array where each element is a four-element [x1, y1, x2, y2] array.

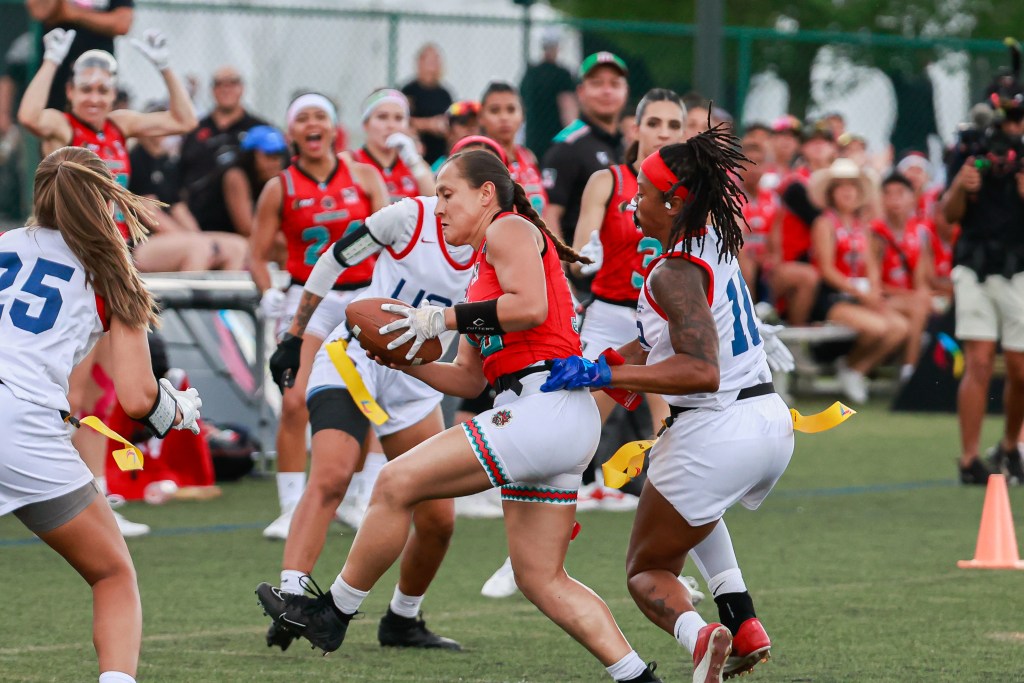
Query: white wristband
[[142, 382, 177, 438]]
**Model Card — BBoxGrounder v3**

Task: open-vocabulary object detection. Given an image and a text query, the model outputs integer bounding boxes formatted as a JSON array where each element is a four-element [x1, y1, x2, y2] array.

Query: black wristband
[[454, 299, 504, 335]]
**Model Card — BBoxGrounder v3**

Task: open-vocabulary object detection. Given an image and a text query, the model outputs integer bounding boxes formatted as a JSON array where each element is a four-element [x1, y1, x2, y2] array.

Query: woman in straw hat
[[809, 157, 908, 404]]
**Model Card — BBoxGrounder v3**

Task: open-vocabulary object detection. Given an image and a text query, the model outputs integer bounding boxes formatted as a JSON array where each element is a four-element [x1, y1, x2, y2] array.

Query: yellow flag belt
[[325, 339, 390, 425], [66, 415, 144, 471], [602, 401, 857, 489]]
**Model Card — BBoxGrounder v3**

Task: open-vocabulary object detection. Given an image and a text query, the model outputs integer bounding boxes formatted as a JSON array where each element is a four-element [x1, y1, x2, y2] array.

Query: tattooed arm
[[608, 258, 720, 394], [286, 291, 324, 338]]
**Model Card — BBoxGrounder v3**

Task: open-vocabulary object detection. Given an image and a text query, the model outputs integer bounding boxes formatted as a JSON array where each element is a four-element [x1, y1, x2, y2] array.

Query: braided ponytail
[[511, 181, 590, 265]]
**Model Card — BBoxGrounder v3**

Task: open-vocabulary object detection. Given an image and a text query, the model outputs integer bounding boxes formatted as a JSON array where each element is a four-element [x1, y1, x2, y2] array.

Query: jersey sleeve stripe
[[387, 197, 424, 260], [94, 294, 110, 332]]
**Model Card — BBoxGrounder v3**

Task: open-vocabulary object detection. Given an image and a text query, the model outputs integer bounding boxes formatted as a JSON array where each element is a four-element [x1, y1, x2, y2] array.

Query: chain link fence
[[0, 0, 1012, 221]]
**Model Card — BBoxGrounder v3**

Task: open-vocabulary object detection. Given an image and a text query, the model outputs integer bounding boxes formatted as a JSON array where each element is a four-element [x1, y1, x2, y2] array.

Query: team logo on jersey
[[321, 195, 337, 210], [342, 187, 360, 204], [294, 198, 315, 209], [401, 177, 417, 193], [491, 409, 513, 428]]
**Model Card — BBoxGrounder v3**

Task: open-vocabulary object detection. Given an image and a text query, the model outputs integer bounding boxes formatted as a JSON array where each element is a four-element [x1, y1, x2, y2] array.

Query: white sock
[[708, 568, 747, 598], [361, 452, 387, 495], [674, 611, 707, 654], [99, 672, 136, 683], [280, 569, 307, 595], [96, 475, 108, 496], [276, 472, 305, 511], [330, 575, 368, 615], [605, 650, 647, 681], [690, 521, 739, 582], [389, 586, 424, 618]]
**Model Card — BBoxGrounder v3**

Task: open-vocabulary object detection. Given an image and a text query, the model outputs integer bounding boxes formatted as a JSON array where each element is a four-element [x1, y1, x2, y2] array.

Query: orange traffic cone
[[958, 474, 1024, 570]]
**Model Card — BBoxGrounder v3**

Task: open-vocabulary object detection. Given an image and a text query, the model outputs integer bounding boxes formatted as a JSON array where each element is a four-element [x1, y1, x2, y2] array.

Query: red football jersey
[[779, 167, 812, 262], [815, 211, 869, 279], [740, 187, 779, 261], [591, 164, 658, 303], [352, 147, 418, 202], [872, 218, 932, 290], [465, 214, 581, 385], [67, 113, 131, 238], [509, 146, 548, 216], [279, 157, 375, 286]]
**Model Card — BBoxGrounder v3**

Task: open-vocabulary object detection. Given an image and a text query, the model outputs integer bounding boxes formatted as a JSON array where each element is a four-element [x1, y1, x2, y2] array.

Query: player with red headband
[[257, 149, 663, 683], [540, 127, 796, 683], [251, 93, 389, 541]]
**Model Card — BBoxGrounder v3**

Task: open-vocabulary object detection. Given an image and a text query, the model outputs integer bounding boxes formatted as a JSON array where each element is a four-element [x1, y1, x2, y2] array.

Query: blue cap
[[241, 125, 288, 154]]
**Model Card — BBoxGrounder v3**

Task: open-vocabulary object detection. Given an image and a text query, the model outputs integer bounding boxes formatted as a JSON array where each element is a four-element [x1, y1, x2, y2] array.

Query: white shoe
[[335, 493, 367, 529], [835, 358, 868, 404], [455, 488, 504, 518], [113, 510, 150, 538], [597, 486, 639, 511], [680, 575, 705, 606], [575, 481, 604, 511], [263, 506, 295, 540], [481, 557, 518, 598]]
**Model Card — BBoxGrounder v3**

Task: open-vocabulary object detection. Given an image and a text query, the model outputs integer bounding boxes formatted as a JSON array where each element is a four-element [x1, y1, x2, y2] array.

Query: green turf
[[2, 400, 1023, 682]]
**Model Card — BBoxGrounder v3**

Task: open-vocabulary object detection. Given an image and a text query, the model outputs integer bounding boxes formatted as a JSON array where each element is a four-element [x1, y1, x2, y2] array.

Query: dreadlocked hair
[[446, 149, 591, 264], [658, 122, 750, 262]]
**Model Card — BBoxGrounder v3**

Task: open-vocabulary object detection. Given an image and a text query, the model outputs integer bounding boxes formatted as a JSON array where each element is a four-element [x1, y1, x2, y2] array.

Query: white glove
[[386, 132, 424, 168], [578, 231, 603, 277], [161, 378, 202, 435], [130, 29, 170, 71], [379, 303, 446, 361], [43, 28, 77, 66], [757, 320, 795, 374], [259, 289, 287, 319]]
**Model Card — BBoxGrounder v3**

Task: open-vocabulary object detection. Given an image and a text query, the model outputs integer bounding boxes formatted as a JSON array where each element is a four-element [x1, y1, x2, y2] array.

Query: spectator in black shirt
[[178, 65, 267, 233], [520, 26, 576, 162], [401, 43, 453, 165], [541, 52, 628, 247], [25, 0, 134, 112], [221, 124, 287, 238]]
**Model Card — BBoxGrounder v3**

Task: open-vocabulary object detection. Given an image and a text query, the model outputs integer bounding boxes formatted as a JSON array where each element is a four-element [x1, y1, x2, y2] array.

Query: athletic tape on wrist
[[142, 382, 177, 438], [325, 339, 390, 425]]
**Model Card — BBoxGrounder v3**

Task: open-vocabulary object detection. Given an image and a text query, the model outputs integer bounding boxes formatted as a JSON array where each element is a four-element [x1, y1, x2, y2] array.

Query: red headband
[[450, 135, 509, 168], [640, 151, 689, 201]]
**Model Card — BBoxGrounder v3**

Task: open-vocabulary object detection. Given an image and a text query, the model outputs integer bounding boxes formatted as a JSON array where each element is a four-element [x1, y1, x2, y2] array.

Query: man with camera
[[944, 92, 1024, 485]]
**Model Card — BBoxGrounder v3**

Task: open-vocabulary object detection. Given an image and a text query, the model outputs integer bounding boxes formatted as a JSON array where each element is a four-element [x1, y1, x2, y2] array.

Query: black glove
[[270, 334, 303, 391]]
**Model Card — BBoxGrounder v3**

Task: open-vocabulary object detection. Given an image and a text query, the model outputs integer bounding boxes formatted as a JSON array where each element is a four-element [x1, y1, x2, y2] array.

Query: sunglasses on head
[[448, 101, 480, 118]]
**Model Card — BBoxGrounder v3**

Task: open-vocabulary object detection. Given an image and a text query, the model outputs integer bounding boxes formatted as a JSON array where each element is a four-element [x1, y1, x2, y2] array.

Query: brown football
[[345, 297, 444, 367]]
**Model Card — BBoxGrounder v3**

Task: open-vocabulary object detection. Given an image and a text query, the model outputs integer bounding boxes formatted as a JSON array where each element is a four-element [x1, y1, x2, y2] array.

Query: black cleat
[[255, 581, 352, 654], [986, 443, 1024, 484], [377, 608, 462, 650], [618, 661, 662, 683], [265, 620, 297, 651], [959, 457, 990, 485]]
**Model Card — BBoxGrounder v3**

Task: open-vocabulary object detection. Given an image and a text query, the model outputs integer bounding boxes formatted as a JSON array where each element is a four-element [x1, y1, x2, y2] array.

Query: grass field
[[2, 399, 1023, 682]]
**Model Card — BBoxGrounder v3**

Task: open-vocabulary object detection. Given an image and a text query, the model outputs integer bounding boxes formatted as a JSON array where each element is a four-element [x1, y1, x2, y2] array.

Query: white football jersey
[[636, 228, 771, 410], [0, 227, 107, 413], [326, 196, 476, 345]]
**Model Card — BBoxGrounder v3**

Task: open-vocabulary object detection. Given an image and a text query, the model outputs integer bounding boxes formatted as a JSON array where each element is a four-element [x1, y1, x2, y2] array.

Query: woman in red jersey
[[351, 88, 434, 201], [809, 158, 908, 403], [250, 93, 388, 540], [255, 150, 662, 683], [478, 81, 547, 215]]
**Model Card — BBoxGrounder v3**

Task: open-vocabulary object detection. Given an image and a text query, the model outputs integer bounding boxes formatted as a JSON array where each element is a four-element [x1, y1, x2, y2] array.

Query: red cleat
[[692, 623, 732, 683], [723, 618, 771, 679]]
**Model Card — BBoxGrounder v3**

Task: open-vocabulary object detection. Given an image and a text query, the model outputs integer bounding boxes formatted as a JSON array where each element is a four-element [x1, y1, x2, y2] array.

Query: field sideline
[[1, 400, 1022, 682]]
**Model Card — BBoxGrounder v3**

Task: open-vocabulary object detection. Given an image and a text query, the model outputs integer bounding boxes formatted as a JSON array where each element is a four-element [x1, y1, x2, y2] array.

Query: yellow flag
[[325, 340, 390, 426], [791, 401, 857, 433], [75, 416, 144, 471]]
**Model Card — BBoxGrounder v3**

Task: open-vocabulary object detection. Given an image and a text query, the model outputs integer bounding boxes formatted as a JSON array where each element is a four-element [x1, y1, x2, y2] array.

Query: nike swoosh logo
[[280, 615, 306, 630]]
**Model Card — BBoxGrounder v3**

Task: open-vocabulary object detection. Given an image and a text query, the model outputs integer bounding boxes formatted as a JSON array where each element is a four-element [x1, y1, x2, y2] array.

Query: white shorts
[[461, 371, 601, 503], [0, 383, 93, 518], [952, 266, 1024, 351], [648, 393, 794, 526], [306, 336, 441, 438], [580, 299, 638, 359], [276, 285, 362, 341]]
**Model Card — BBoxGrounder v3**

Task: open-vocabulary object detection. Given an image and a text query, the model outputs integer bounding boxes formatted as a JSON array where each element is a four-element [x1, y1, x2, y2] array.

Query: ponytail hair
[[31, 146, 160, 329], [657, 121, 749, 261], [445, 149, 591, 265]]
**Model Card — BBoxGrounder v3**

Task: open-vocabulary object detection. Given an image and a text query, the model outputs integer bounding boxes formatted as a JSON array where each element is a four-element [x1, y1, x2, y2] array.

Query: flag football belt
[[0, 379, 145, 473], [325, 338, 390, 425], [601, 389, 858, 489], [492, 361, 553, 396], [662, 381, 776, 429]]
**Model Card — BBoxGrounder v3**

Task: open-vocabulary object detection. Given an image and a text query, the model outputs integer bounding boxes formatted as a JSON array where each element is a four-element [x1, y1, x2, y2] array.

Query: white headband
[[361, 89, 410, 123], [287, 94, 337, 126]]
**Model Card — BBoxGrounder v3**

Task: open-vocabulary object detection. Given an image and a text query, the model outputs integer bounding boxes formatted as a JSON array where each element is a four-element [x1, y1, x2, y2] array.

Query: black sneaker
[[959, 457, 991, 485], [255, 581, 351, 653], [377, 608, 462, 650], [265, 620, 297, 651], [618, 661, 662, 683], [986, 443, 1024, 484]]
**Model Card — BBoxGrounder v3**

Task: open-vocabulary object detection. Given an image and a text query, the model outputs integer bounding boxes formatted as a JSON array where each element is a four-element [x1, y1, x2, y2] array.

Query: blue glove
[[540, 356, 612, 392]]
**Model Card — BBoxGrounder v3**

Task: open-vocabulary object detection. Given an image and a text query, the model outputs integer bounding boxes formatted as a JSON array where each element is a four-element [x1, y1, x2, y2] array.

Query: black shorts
[[458, 385, 497, 415]]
